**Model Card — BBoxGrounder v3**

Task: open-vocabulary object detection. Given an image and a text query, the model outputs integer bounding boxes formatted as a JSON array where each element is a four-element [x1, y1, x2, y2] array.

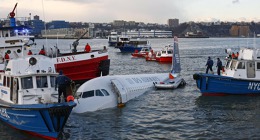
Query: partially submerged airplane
[[72, 37, 185, 113], [72, 73, 168, 113]]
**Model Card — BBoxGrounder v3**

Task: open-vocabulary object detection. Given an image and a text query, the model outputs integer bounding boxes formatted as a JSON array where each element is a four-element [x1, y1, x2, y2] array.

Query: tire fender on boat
[[193, 73, 201, 80]]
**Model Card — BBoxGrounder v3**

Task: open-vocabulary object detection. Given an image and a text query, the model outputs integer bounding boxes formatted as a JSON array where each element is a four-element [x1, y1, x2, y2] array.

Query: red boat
[[145, 45, 173, 63], [53, 49, 110, 84], [131, 47, 152, 57]]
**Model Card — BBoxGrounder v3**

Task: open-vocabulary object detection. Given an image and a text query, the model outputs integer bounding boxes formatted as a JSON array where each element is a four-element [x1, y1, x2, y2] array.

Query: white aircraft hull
[[73, 73, 168, 113]]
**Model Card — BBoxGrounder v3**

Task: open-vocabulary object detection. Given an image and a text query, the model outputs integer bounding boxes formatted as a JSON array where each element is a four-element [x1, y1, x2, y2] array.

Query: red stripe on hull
[[55, 56, 108, 81], [156, 57, 172, 63], [7, 123, 57, 140]]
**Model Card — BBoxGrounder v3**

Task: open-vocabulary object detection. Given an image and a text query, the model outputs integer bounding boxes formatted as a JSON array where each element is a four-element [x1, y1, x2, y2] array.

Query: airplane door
[[111, 79, 127, 104], [247, 61, 255, 78]]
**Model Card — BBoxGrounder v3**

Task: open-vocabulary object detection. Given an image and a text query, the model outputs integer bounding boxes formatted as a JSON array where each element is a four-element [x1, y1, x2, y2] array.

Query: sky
[[0, 0, 260, 24]]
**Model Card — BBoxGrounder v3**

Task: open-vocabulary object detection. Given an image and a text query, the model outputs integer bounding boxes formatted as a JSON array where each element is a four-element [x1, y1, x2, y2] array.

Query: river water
[[1, 38, 260, 139]]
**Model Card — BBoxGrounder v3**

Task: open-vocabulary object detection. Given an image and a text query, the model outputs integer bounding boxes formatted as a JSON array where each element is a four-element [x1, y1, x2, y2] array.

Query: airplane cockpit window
[[82, 90, 94, 98], [101, 89, 110, 96], [95, 90, 104, 96]]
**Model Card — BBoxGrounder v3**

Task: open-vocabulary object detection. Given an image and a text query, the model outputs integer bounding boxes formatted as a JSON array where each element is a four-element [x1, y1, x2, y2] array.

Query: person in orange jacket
[[85, 43, 91, 53], [39, 49, 46, 55], [28, 50, 32, 55]]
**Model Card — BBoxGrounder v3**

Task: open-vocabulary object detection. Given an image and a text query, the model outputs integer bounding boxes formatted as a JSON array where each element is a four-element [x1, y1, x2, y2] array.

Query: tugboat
[[0, 55, 76, 139], [193, 47, 260, 95], [0, 3, 110, 84]]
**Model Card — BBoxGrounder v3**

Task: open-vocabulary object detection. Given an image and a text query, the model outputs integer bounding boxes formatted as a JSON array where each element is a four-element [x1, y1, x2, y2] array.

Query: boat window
[[101, 89, 110, 96], [230, 60, 237, 69], [237, 62, 245, 69], [162, 51, 166, 54], [7, 77, 10, 87], [95, 90, 104, 96], [36, 76, 48, 88], [3, 76, 6, 86], [50, 76, 56, 87], [226, 60, 231, 68], [82, 90, 94, 98], [21, 77, 33, 89], [167, 51, 172, 54]]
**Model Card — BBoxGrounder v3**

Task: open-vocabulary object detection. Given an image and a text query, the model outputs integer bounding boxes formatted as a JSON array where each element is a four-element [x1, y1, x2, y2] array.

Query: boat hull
[[156, 56, 172, 63], [119, 46, 143, 53], [193, 73, 260, 95], [0, 101, 76, 140], [53, 51, 110, 83]]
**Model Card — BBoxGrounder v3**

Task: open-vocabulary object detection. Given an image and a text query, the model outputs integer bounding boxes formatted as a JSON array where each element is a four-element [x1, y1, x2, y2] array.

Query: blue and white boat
[[117, 38, 151, 53], [0, 55, 76, 139], [193, 47, 260, 96], [108, 33, 131, 47]]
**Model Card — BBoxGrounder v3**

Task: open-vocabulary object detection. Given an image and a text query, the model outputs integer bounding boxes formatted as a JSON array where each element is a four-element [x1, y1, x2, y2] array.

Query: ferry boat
[[146, 45, 173, 63], [116, 38, 151, 53], [108, 32, 119, 46], [131, 46, 152, 57], [0, 7, 110, 84], [0, 55, 76, 139], [193, 48, 260, 96]]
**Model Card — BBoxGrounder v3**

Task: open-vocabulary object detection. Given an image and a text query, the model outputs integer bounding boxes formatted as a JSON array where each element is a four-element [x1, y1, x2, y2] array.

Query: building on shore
[[121, 30, 172, 38], [41, 28, 92, 39]]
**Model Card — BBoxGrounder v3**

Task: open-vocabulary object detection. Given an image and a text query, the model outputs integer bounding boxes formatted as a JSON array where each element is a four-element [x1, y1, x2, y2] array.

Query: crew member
[[85, 43, 91, 53], [28, 50, 32, 55], [39, 49, 46, 55], [4, 52, 10, 60], [55, 70, 72, 103], [216, 58, 222, 75], [205, 56, 214, 74]]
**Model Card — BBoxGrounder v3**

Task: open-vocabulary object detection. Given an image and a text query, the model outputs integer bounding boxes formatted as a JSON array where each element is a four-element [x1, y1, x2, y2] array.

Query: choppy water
[[2, 38, 260, 139]]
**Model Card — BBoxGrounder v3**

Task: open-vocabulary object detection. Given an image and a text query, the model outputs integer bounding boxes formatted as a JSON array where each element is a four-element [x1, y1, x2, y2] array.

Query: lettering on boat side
[[127, 77, 161, 84], [248, 82, 260, 90], [0, 108, 10, 119], [56, 56, 76, 63], [1, 90, 7, 94]]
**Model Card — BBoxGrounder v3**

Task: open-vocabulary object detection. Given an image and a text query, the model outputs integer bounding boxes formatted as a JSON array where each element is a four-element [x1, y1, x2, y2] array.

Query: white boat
[[72, 73, 168, 113], [0, 54, 76, 139], [0, 8, 110, 84], [154, 37, 186, 89]]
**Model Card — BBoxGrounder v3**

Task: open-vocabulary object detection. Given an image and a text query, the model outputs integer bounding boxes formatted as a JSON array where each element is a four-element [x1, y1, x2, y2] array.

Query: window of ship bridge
[[36, 76, 48, 88], [21, 77, 33, 89]]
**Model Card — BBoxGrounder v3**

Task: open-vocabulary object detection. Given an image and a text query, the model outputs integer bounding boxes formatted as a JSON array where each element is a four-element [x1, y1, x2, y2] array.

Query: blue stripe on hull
[[0, 101, 76, 139], [193, 73, 260, 95], [119, 46, 142, 53]]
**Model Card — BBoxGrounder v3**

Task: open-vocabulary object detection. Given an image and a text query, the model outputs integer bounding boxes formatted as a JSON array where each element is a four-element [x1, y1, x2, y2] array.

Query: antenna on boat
[[41, 0, 48, 54], [254, 32, 256, 49]]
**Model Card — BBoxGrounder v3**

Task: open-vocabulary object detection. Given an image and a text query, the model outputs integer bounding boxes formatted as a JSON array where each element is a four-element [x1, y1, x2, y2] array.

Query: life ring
[[29, 57, 37, 65], [67, 95, 74, 102]]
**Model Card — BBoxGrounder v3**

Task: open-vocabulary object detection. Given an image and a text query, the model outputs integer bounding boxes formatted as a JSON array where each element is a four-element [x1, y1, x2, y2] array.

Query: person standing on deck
[[205, 56, 214, 74], [85, 43, 91, 53], [55, 70, 72, 103], [216, 58, 222, 75]]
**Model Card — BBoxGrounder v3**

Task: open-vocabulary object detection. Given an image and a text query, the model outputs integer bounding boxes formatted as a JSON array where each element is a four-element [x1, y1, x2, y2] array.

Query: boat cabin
[[0, 56, 58, 105], [223, 48, 260, 79]]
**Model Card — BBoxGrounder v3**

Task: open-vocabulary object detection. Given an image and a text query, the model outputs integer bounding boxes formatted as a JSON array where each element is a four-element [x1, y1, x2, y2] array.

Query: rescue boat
[[193, 47, 260, 96], [0, 55, 76, 139]]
